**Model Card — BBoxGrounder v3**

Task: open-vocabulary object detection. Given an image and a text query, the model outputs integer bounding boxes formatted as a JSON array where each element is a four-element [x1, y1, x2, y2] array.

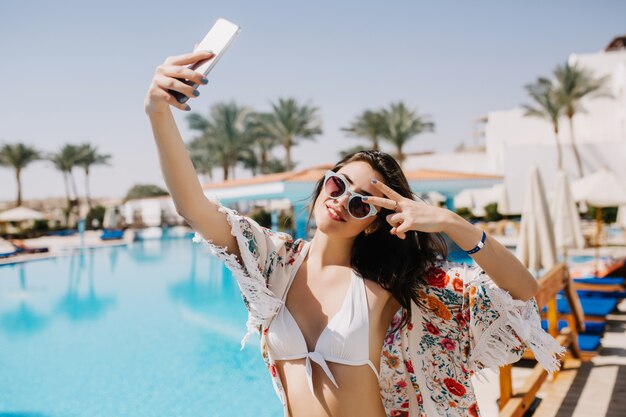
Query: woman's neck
[[307, 231, 354, 270]]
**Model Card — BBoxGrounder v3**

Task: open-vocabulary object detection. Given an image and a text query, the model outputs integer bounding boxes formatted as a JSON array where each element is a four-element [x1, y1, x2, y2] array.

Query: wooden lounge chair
[[498, 262, 587, 417]]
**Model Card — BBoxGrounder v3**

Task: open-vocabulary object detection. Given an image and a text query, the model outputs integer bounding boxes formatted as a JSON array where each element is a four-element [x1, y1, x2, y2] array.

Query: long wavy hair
[[305, 150, 449, 332]]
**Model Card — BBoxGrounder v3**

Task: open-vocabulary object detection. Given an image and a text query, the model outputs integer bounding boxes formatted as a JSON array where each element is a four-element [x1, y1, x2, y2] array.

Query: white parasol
[[515, 165, 557, 276], [571, 167, 626, 246], [550, 170, 585, 260], [0, 206, 46, 222]]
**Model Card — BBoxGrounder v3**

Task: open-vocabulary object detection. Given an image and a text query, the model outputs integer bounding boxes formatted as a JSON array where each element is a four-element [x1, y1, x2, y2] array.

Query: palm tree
[[46, 144, 84, 211], [522, 78, 566, 170], [341, 110, 385, 151], [186, 136, 218, 184], [262, 98, 322, 171], [0, 143, 42, 207], [379, 102, 435, 167], [553, 62, 612, 178], [247, 112, 282, 175], [76, 143, 112, 210], [187, 101, 254, 181]]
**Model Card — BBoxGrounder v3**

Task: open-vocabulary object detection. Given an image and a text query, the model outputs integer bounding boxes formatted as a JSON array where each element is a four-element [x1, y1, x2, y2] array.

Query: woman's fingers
[[156, 87, 190, 111], [158, 64, 206, 86], [362, 195, 396, 211], [385, 213, 402, 225], [390, 226, 406, 240], [165, 50, 214, 66], [371, 179, 404, 201], [154, 75, 198, 104]]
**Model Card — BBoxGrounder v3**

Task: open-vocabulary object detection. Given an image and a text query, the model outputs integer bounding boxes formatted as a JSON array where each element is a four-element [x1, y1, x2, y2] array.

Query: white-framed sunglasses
[[322, 170, 378, 220]]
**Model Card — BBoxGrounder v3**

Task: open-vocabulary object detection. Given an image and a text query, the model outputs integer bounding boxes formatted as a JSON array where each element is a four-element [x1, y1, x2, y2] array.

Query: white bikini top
[[266, 260, 380, 395]]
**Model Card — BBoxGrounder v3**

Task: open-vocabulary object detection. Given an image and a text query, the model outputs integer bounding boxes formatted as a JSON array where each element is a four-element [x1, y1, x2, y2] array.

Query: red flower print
[[452, 277, 464, 293], [396, 380, 407, 388], [440, 338, 456, 351], [268, 364, 277, 377], [417, 393, 423, 405], [390, 411, 409, 417], [400, 402, 409, 409], [425, 266, 450, 288], [455, 312, 467, 328], [404, 359, 414, 373], [407, 322, 413, 331], [469, 402, 479, 417], [425, 322, 440, 335], [444, 378, 467, 397]]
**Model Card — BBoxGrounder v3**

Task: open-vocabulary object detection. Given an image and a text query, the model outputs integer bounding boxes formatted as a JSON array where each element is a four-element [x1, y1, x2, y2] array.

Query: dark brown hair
[[305, 150, 449, 332]]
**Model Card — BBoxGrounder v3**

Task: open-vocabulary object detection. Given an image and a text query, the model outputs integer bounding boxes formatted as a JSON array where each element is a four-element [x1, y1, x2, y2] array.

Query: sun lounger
[[499, 263, 584, 416], [556, 296, 618, 319], [0, 250, 18, 259], [574, 277, 625, 285], [540, 320, 603, 352], [100, 229, 124, 240], [577, 289, 626, 299], [8, 239, 49, 254]]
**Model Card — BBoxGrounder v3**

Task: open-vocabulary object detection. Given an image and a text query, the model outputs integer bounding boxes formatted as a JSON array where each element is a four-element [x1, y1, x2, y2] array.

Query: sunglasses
[[322, 170, 378, 220]]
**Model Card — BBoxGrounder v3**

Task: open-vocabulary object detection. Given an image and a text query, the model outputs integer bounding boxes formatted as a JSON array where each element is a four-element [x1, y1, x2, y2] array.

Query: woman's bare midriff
[[276, 360, 387, 417]]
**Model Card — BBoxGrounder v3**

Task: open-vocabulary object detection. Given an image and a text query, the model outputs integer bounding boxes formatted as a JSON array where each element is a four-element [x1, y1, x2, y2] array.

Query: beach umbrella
[[550, 170, 585, 260], [102, 206, 118, 229], [0, 206, 45, 222], [571, 167, 626, 246], [493, 183, 511, 215], [617, 204, 626, 229], [515, 165, 557, 276]]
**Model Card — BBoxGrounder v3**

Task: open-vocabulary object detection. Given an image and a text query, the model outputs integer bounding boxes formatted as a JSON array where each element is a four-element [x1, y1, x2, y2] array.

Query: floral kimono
[[192, 201, 564, 417]]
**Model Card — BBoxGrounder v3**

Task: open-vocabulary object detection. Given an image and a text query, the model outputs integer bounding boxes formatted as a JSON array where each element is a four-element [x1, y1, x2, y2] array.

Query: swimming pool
[[0, 233, 485, 417], [0, 238, 281, 417]]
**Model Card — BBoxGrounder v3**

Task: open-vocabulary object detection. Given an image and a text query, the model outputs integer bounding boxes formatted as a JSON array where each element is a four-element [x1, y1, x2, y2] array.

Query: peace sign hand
[[363, 178, 452, 239]]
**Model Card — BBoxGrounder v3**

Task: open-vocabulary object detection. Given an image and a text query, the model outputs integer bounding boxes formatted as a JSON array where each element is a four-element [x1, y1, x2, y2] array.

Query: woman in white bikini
[[145, 50, 562, 417]]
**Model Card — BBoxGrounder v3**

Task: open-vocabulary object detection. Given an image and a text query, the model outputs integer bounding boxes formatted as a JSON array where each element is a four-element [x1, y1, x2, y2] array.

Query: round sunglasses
[[322, 170, 378, 220]]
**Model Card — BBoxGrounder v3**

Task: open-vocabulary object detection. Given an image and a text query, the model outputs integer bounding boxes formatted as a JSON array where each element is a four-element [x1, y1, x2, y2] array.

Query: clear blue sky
[[1, 0, 624, 202]]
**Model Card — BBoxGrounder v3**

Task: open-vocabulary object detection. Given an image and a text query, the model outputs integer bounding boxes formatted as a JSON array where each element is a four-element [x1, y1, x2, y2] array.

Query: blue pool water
[[0, 238, 281, 417], [0, 235, 483, 417]]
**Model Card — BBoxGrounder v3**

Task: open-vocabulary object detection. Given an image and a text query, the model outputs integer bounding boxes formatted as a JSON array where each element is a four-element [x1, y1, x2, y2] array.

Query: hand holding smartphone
[[168, 18, 241, 104]]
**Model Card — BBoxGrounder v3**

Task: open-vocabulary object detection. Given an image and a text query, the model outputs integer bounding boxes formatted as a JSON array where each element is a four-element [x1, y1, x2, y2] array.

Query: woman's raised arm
[[143, 50, 241, 263]]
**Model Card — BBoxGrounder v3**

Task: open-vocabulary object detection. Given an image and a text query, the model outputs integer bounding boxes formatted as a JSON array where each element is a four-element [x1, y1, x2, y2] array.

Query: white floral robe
[[192, 202, 564, 417]]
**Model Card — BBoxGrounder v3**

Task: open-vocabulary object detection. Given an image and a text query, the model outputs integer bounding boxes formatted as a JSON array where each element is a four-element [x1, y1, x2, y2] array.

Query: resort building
[[406, 36, 626, 216]]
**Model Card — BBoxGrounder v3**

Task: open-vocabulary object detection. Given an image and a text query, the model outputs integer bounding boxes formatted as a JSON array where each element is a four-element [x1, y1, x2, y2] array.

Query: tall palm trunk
[[553, 125, 563, 171], [260, 149, 268, 174], [284, 137, 292, 171], [395, 145, 405, 168], [567, 115, 584, 178], [84, 167, 92, 210], [69, 170, 79, 203], [15, 169, 22, 207], [62, 173, 72, 209]]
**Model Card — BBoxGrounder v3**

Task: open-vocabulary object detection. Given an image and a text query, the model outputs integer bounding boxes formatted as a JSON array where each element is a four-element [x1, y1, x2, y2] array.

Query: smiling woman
[[145, 48, 562, 416]]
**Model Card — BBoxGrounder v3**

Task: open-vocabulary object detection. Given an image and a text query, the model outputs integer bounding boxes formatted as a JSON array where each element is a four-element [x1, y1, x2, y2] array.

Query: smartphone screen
[[168, 18, 241, 104]]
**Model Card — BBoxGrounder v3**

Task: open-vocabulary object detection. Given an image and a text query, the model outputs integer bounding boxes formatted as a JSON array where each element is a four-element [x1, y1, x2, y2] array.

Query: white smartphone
[[168, 18, 241, 104]]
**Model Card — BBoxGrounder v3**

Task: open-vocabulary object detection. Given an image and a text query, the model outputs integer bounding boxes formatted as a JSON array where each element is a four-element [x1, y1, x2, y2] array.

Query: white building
[[405, 36, 626, 216]]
